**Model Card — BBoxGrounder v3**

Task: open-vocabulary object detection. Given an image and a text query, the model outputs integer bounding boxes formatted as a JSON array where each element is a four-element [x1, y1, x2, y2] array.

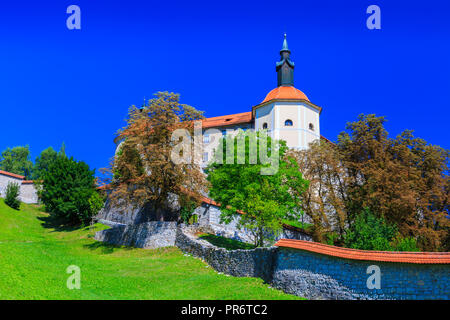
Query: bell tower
[[276, 34, 295, 87]]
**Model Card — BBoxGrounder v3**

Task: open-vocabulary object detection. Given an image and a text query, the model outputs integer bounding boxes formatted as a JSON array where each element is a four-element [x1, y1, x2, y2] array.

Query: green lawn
[[198, 233, 256, 250], [0, 199, 300, 300]]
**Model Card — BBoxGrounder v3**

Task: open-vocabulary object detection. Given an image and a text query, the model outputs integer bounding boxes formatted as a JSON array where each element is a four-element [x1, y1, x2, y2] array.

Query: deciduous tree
[[207, 131, 309, 247], [107, 92, 207, 221], [0, 146, 33, 177]]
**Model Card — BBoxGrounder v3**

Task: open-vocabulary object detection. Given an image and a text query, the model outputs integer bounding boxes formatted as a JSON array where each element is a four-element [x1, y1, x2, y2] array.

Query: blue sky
[[0, 0, 449, 173]]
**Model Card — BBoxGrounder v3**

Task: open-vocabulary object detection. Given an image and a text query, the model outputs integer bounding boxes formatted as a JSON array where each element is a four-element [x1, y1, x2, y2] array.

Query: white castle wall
[[0, 172, 38, 204]]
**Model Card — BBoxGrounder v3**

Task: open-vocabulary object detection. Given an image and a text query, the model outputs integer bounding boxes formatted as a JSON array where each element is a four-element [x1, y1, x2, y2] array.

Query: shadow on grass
[[83, 241, 136, 254], [37, 214, 83, 232]]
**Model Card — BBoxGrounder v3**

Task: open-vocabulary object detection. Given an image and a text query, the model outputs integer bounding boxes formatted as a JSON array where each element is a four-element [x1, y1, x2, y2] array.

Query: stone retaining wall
[[175, 227, 277, 282], [271, 246, 450, 300]]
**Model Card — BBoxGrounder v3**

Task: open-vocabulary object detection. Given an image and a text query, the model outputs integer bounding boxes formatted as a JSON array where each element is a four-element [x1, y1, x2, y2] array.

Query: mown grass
[[282, 219, 313, 232], [0, 199, 300, 300], [198, 233, 256, 250]]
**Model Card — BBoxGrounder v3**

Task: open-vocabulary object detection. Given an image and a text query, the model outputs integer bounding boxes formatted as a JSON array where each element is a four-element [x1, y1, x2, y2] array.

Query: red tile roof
[[0, 170, 25, 180], [320, 135, 335, 145], [262, 86, 309, 103], [97, 184, 111, 190], [202, 112, 253, 129], [275, 239, 450, 264]]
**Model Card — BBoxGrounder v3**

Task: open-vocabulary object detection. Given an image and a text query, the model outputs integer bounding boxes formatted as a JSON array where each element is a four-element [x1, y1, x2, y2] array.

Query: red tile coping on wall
[[275, 239, 450, 264], [0, 170, 25, 180], [21, 180, 35, 184]]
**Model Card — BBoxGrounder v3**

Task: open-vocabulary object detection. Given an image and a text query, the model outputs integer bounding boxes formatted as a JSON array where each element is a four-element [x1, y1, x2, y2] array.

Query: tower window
[[285, 119, 293, 126], [262, 122, 268, 129], [203, 152, 209, 162], [309, 123, 315, 131], [203, 133, 210, 144]]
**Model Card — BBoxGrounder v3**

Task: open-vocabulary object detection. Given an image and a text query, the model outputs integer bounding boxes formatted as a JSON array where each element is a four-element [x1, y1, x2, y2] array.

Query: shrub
[[5, 182, 20, 210], [88, 191, 105, 218], [180, 200, 198, 224], [391, 236, 420, 252], [39, 154, 96, 224], [344, 208, 397, 251]]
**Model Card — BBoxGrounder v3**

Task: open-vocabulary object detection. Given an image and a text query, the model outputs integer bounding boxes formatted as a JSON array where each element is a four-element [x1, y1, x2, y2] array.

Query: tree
[[33, 147, 58, 180], [5, 182, 21, 210], [38, 154, 97, 224], [293, 114, 449, 251], [338, 114, 449, 251], [0, 146, 33, 177], [289, 140, 350, 243], [207, 131, 309, 247], [108, 91, 207, 221]]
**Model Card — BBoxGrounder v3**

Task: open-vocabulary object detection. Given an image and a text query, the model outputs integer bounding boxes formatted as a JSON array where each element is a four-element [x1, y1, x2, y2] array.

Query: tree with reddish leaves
[[106, 92, 207, 222], [294, 114, 449, 251]]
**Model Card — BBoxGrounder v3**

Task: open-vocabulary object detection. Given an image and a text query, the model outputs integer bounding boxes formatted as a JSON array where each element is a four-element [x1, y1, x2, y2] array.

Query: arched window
[[309, 123, 315, 131], [284, 119, 293, 126], [262, 122, 268, 129]]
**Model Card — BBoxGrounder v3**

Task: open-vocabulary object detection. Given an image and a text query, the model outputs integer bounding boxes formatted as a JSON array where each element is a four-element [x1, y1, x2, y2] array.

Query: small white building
[[0, 170, 38, 204]]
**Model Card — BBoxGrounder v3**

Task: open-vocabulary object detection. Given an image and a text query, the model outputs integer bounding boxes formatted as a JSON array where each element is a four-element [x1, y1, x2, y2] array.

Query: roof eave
[[252, 99, 322, 117]]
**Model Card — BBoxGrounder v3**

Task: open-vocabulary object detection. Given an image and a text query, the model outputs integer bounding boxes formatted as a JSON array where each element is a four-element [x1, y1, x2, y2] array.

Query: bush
[[88, 191, 105, 217], [39, 154, 96, 224], [180, 200, 198, 224], [88, 192, 105, 217], [391, 236, 420, 252], [5, 182, 20, 210], [344, 208, 397, 251]]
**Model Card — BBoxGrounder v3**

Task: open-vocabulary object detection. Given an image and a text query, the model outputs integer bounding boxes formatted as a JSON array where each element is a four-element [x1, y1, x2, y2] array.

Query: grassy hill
[[0, 199, 299, 300]]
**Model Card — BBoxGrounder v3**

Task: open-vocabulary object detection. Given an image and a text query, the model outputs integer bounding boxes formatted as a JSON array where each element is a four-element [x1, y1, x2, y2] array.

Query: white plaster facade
[[0, 171, 38, 204]]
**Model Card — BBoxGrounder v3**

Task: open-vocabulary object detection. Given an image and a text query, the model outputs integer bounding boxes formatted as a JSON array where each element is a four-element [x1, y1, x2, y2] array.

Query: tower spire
[[281, 33, 290, 53], [276, 34, 295, 87]]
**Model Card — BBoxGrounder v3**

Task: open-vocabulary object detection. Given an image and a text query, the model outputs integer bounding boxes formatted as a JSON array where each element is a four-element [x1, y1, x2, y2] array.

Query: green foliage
[[344, 208, 397, 251], [198, 233, 256, 250], [32, 147, 58, 180], [207, 130, 309, 247], [4, 182, 20, 210], [0, 145, 33, 177], [38, 154, 96, 224], [392, 236, 420, 252], [325, 232, 340, 246], [88, 192, 105, 217], [179, 199, 198, 224]]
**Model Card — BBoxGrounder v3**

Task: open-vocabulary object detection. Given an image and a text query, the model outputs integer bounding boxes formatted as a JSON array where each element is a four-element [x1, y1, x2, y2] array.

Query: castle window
[[203, 152, 209, 162], [221, 129, 227, 136], [285, 119, 293, 126], [262, 122, 268, 129], [309, 123, 315, 131], [203, 133, 210, 144]]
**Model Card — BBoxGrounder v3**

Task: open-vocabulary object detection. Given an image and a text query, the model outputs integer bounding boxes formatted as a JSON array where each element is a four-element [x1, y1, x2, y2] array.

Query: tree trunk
[[155, 207, 164, 221]]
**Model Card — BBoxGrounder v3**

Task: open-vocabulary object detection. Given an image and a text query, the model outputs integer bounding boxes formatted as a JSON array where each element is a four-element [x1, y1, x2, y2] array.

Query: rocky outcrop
[[94, 221, 177, 249]]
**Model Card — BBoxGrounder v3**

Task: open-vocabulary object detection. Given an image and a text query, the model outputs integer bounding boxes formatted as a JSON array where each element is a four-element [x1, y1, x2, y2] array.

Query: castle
[[199, 34, 325, 166], [100, 35, 327, 241]]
